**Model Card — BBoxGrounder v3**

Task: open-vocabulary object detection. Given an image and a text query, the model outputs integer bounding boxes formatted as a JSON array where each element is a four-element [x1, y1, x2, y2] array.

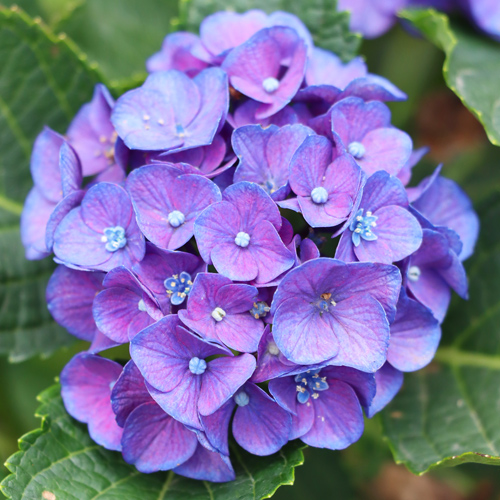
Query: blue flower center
[[295, 370, 329, 404], [408, 265, 421, 282], [250, 301, 270, 320], [168, 210, 185, 228], [234, 390, 250, 407], [176, 123, 186, 138], [311, 186, 328, 204], [264, 179, 277, 195], [348, 141, 366, 159], [164, 271, 193, 306], [102, 226, 127, 252], [349, 208, 378, 247], [189, 357, 207, 375], [235, 231, 251, 248], [314, 292, 337, 313], [262, 77, 280, 93]]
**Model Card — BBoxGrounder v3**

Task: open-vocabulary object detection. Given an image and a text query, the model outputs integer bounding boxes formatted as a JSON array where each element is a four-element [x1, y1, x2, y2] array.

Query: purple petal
[[183, 68, 229, 150], [268, 376, 315, 439], [173, 442, 235, 482], [146, 375, 202, 430], [111, 360, 153, 427], [146, 32, 208, 75], [198, 354, 256, 416], [60, 353, 123, 451], [338, 0, 405, 39], [200, 399, 235, 456], [326, 294, 389, 372], [407, 267, 451, 323], [46, 266, 104, 342], [232, 383, 291, 456], [67, 84, 116, 176], [45, 190, 85, 251], [20, 187, 55, 259], [300, 380, 364, 450], [397, 146, 429, 186], [388, 292, 441, 372], [360, 170, 409, 211], [411, 173, 479, 260], [323, 366, 376, 410], [111, 70, 198, 151], [342, 75, 407, 102], [194, 200, 241, 264], [199, 10, 267, 59], [222, 181, 282, 230], [246, 221, 295, 284], [59, 142, 82, 197], [357, 128, 413, 177], [366, 362, 404, 418], [306, 48, 367, 88], [289, 135, 333, 196], [330, 97, 391, 147], [122, 401, 198, 473], [30, 127, 64, 203], [93, 288, 156, 344], [272, 298, 340, 364]]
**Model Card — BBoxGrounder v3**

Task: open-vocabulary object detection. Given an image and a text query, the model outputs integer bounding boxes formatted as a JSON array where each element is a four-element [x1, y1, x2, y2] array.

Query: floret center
[[101, 226, 127, 252], [348, 141, 366, 159], [295, 370, 329, 404], [250, 301, 270, 319], [408, 265, 421, 282], [311, 186, 329, 204], [262, 77, 280, 93], [189, 357, 207, 375], [349, 208, 378, 247], [211, 307, 226, 322], [235, 231, 251, 247], [168, 210, 185, 228], [164, 271, 193, 305], [234, 390, 250, 406]]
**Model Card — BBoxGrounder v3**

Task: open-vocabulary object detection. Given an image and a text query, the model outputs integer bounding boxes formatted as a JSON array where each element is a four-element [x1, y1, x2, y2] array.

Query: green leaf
[[0, 6, 101, 361], [1, 384, 305, 500], [400, 8, 500, 147], [382, 193, 500, 474], [54, 0, 179, 85], [178, 0, 361, 61]]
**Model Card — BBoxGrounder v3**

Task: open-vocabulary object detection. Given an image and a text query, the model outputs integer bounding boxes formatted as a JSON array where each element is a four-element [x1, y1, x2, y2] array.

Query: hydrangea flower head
[[18, 6, 480, 482]]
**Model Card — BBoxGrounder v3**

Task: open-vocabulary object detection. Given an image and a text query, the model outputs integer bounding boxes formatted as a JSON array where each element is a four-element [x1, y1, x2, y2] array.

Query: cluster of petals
[[20, 8, 480, 482]]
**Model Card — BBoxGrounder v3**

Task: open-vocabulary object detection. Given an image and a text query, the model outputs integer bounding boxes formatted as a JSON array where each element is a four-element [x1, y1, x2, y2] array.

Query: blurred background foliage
[[1, 0, 500, 498]]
